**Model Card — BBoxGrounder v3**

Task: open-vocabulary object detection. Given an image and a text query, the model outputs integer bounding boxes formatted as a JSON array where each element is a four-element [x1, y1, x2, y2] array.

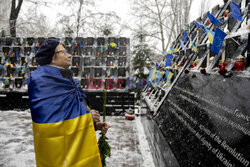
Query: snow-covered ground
[[0, 110, 155, 167]]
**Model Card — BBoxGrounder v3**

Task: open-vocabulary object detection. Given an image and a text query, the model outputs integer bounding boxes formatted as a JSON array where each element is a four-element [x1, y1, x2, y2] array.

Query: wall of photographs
[[0, 37, 130, 93]]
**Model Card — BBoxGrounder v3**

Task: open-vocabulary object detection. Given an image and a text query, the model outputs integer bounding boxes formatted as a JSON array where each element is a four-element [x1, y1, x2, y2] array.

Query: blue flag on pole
[[180, 39, 187, 49], [191, 41, 197, 52], [156, 62, 159, 69], [183, 30, 188, 43], [207, 12, 222, 25], [211, 28, 227, 55], [231, 1, 242, 21], [195, 21, 204, 29], [148, 68, 156, 81], [165, 54, 173, 67]]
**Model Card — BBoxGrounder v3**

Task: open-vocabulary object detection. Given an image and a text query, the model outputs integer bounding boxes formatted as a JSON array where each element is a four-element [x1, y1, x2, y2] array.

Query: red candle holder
[[219, 61, 229, 70], [234, 61, 245, 71], [234, 56, 245, 71]]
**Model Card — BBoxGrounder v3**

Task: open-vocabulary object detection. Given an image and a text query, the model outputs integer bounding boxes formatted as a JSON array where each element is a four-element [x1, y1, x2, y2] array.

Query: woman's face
[[51, 44, 72, 68]]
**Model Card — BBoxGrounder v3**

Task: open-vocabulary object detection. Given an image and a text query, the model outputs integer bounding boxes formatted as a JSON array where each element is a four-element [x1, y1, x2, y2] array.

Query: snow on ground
[[0, 110, 155, 167]]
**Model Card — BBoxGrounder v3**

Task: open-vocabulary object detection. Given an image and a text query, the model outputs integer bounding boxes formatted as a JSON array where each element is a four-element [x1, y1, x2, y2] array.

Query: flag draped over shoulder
[[27, 65, 102, 167]]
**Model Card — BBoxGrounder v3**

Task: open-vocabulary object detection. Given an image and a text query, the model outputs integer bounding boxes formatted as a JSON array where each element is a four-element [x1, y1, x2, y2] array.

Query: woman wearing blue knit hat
[[28, 39, 109, 167]]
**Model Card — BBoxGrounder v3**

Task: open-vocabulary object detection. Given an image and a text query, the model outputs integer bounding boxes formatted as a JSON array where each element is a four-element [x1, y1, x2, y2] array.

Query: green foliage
[[98, 88, 111, 167], [98, 134, 111, 167], [132, 43, 154, 79], [103, 27, 112, 36], [1, 29, 5, 37]]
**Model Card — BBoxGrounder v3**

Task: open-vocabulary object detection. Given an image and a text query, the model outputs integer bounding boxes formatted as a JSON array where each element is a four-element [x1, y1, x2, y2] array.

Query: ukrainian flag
[[166, 70, 173, 83], [205, 28, 215, 44], [28, 65, 101, 167], [148, 68, 156, 81]]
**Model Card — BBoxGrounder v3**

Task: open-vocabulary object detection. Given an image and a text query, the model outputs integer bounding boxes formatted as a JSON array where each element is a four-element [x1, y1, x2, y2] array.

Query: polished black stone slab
[[153, 72, 250, 167]]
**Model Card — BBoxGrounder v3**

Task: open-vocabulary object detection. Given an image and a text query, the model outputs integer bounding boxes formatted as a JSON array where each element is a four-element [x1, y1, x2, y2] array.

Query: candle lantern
[[234, 55, 245, 71]]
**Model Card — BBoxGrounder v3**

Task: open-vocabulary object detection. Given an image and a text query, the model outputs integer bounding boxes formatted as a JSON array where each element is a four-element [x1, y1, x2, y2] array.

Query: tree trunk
[[76, 0, 83, 37], [154, 0, 165, 51], [9, 0, 23, 37]]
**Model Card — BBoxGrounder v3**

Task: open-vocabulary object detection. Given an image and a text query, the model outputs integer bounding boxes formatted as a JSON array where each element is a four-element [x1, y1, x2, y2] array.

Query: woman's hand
[[91, 110, 100, 122], [95, 122, 110, 134]]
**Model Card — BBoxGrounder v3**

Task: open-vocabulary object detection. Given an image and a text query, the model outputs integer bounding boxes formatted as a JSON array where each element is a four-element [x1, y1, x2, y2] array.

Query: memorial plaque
[[26, 37, 34, 46], [118, 57, 126, 66], [37, 37, 46, 45], [119, 37, 128, 46], [82, 68, 91, 78], [94, 68, 103, 77], [86, 37, 94, 46], [97, 37, 105, 45], [119, 47, 126, 56], [72, 56, 80, 66], [154, 72, 250, 167], [71, 67, 79, 76], [118, 68, 126, 77]]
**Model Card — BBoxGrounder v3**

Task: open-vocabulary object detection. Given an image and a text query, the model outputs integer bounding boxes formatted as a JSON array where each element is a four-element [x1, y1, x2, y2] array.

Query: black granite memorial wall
[[141, 1, 250, 166], [158, 72, 249, 167]]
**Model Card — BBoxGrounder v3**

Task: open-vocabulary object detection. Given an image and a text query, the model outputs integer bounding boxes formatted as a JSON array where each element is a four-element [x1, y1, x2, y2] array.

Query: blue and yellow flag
[[207, 12, 222, 25], [155, 71, 161, 81], [27, 65, 102, 167], [170, 46, 178, 53], [148, 68, 156, 81], [231, 1, 242, 21], [20, 36, 24, 45], [212, 28, 227, 55], [205, 28, 215, 44], [67, 42, 72, 47], [1, 55, 5, 64], [191, 41, 197, 52], [16, 52, 19, 59], [182, 24, 189, 31], [165, 70, 173, 83], [25, 54, 28, 63]]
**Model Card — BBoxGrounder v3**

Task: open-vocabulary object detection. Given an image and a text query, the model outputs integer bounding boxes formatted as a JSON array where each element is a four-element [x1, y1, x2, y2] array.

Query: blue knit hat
[[35, 39, 60, 65]]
